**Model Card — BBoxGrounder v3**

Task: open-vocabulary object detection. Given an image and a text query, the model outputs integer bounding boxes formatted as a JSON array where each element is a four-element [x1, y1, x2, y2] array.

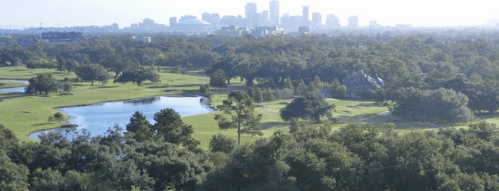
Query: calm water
[[29, 96, 214, 140], [0, 79, 28, 92]]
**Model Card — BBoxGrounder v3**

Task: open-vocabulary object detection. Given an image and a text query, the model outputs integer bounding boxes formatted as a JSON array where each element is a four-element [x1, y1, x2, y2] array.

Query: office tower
[[245, 3, 257, 28], [170, 17, 177, 26], [202, 13, 211, 22], [312, 12, 322, 25], [326, 14, 340, 29], [270, 0, 280, 26], [302, 6, 309, 26], [260, 10, 269, 26], [211, 13, 221, 29], [348, 16, 359, 29]]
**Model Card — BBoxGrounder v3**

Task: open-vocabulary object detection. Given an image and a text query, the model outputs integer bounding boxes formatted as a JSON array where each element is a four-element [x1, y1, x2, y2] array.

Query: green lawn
[[1, 66, 498, 150], [0, 80, 28, 88]]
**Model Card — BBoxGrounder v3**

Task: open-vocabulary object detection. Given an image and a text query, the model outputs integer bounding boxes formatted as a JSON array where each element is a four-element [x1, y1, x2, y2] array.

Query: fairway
[[1, 66, 497, 150]]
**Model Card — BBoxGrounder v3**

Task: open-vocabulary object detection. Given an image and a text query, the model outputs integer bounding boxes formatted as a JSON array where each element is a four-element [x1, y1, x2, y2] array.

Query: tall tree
[[209, 69, 227, 89], [25, 73, 59, 94], [114, 67, 160, 86], [152, 108, 200, 151], [56, 56, 67, 72], [284, 76, 294, 90], [126, 111, 152, 142], [214, 91, 263, 145]]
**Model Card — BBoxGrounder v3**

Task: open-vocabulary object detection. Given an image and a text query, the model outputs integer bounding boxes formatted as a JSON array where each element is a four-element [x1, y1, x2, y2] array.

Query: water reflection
[[124, 96, 161, 106], [0, 79, 28, 92], [29, 96, 214, 140]]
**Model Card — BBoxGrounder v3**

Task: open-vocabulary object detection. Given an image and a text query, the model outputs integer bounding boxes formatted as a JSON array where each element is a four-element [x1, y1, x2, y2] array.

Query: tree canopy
[[280, 93, 335, 123]]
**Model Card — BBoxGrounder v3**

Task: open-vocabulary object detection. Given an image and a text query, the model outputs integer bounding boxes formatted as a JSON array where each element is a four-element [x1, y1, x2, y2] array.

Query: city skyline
[[1, 0, 498, 29]]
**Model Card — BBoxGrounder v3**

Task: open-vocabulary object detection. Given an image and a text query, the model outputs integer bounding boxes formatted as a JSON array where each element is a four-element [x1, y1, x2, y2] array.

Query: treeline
[[3, 118, 499, 190], [3, 32, 499, 120]]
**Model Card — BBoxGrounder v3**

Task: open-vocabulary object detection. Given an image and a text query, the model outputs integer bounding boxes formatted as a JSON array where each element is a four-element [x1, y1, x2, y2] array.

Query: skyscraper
[[170, 17, 177, 26], [312, 12, 322, 25], [270, 0, 280, 26], [245, 3, 257, 28], [348, 16, 359, 29], [326, 14, 340, 29], [302, 6, 309, 26]]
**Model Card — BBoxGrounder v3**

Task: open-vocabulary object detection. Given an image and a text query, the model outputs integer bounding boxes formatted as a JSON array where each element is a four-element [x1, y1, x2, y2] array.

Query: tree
[[199, 84, 211, 93], [254, 87, 263, 103], [209, 69, 227, 89], [126, 111, 152, 142], [329, 79, 347, 98], [74, 64, 110, 85], [295, 79, 307, 96], [209, 134, 236, 154], [280, 93, 335, 123], [0, 150, 29, 191], [391, 88, 473, 123], [263, 88, 275, 102], [215, 91, 263, 145], [152, 108, 200, 151], [56, 56, 67, 72], [114, 68, 160, 86], [25, 73, 59, 94], [284, 76, 294, 90]]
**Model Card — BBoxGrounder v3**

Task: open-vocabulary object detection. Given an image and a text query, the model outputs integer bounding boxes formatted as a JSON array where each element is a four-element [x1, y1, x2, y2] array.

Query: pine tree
[[254, 88, 263, 103], [263, 88, 275, 102], [284, 76, 294, 90], [296, 79, 307, 96]]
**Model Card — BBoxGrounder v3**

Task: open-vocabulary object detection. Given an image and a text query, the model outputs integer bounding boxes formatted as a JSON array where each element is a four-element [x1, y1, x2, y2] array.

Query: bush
[[48, 116, 56, 122], [199, 84, 210, 93], [209, 134, 236, 154], [54, 112, 64, 121]]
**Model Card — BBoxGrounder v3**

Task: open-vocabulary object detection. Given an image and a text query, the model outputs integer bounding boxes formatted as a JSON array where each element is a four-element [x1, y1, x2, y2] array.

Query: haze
[[0, 0, 497, 29]]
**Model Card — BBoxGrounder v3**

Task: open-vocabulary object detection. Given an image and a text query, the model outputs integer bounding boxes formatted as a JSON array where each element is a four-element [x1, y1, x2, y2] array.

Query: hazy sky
[[0, 0, 497, 29]]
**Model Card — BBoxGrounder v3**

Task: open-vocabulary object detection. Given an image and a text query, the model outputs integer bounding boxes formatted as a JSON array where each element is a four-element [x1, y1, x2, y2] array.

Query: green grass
[[1, 66, 499, 150]]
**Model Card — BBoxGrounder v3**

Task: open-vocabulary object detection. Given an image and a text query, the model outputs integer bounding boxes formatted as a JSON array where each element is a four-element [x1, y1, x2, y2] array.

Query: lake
[[0, 79, 28, 92], [29, 96, 215, 140]]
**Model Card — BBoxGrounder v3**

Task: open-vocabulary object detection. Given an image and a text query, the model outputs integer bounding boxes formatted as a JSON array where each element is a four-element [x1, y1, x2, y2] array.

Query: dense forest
[[3, 31, 499, 190]]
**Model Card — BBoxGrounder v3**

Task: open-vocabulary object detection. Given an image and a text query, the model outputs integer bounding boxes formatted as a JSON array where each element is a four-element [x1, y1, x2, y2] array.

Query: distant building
[[369, 20, 381, 32], [245, 3, 257, 28], [132, 36, 151, 43], [281, 14, 302, 32], [179, 15, 197, 22], [269, 0, 280, 26], [312, 12, 322, 25], [41, 31, 83, 43], [202, 13, 221, 30], [170, 17, 178, 26], [348, 16, 359, 29], [215, 25, 250, 37], [302, 6, 309, 26], [259, 10, 270, 26], [252, 26, 283, 37], [174, 18, 211, 33], [298, 26, 310, 34], [18, 36, 39, 46], [139, 18, 155, 28], [326, 14, 340, 29]]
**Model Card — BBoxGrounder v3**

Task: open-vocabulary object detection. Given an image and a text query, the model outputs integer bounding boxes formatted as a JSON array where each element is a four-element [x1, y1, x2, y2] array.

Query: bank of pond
[[29, 96, 214, 140]]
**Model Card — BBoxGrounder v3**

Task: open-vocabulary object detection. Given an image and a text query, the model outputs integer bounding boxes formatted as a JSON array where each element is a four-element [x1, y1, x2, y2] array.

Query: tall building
[[326, 14, 340, 29], [211, 13, 221, 29], [312, 12, 322, 25], [270, 0, 280, 26], [170, 17, 177, 26], [245, 3, 257, 28], [348, 16, 359, 29], [259, 10, 269, 26], [202, 13, 211, 22], [302, 6, 309, 26]]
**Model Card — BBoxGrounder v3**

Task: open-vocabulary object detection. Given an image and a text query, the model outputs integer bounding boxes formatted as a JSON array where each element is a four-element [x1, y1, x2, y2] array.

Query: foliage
[[280, 93, 335, 123], [215, 91, 263, 145], [75, 63, 110, 85], [114, 67, 160, 86], [152, 108, 200, 151], [199, 84, 211, 93], [391, 87, 473, 123], [209, 134, 236, 154], [209, 69, 227, 89], [25, 73, 59, 95], [328, 79, 347, 98]]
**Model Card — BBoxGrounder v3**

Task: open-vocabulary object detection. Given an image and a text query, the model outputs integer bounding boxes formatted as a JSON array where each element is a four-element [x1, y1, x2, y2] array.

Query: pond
[[0, 79, 29, 92], [29, 96, 215, 140]]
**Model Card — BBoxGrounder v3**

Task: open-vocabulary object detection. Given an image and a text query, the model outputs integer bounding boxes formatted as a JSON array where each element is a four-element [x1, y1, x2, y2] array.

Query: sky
[[0, 0, 497, 29]]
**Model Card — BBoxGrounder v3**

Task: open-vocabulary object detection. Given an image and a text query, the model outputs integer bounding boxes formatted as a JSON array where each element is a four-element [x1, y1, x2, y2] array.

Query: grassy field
[[0, 66, 497, 150], [0, 80, 28, 88]]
